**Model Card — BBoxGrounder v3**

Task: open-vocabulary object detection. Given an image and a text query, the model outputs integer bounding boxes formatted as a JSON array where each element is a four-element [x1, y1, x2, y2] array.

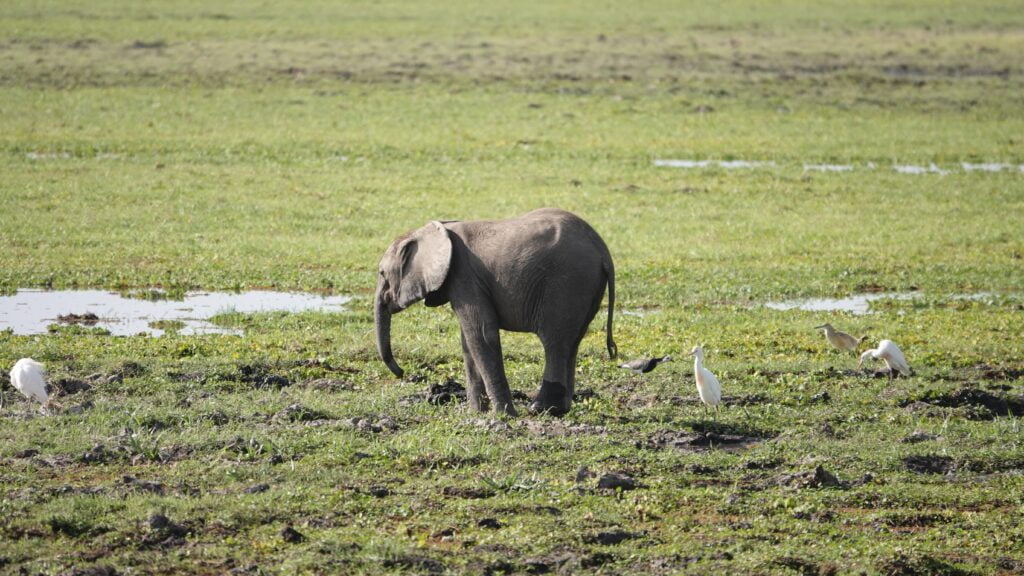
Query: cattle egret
[[815, 323, 866, 354], [689, 346, 722, 420], [859, 340, 912, 379], [618, 355, 672, 376], [9, 358, 50, 412]]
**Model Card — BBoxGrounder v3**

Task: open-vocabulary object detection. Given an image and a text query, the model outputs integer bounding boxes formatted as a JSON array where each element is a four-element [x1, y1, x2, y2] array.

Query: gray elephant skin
[[374, 207, 617, 416]]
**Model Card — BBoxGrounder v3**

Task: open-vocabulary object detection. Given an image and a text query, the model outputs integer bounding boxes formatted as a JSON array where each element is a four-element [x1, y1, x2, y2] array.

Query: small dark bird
[[618, 355, 672, 375]]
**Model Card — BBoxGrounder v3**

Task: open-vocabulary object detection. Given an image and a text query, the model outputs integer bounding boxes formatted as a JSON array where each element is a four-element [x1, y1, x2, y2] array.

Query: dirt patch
[[231, 363, 291, 389], [271, 403, 332, 424], [244, 483, 270, 494], [522, 549, 613, 574], [875, 552, 971, 576], [382, 555, 446, 575], [901, 431, 939, 444], [303, 378, 355, 392], [280, 525, 306, 544], [409, 453, 484, 472], [342, 415, 399, 433], [587, 529, 640, 545], [520, 420, 608, 438], [139, 513, 192, 549], [465, 418, 515, 434], [477, 518, 502, 529], [596, 472, 642, 491], [901, 386, 1024, 420], [640, 429, 762, 452], [399, 379, 467, 406], [976, 364, 1024, 381], [50, 377, 94, 396], [772, 557, 837, 576], [442, 485, 495, 499], [777, 465, 844, 489], [878, 512, 950, 528], [903, 454, 955, 475], [58, 566, 120, 576], [960, 455, 1024, 474], [120, 475, 165, 495]]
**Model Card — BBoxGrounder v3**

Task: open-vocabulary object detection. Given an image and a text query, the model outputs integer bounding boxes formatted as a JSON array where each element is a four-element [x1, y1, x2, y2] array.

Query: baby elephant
[[374, 208, 617, 416]]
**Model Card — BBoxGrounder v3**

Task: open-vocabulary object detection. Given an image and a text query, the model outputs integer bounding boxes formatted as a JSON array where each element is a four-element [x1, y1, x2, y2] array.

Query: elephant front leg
[[457, 314, 517, 416], [461, 331, 489, 412]]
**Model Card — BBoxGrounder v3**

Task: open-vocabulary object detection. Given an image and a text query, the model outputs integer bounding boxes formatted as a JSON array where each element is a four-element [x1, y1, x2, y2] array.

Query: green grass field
[[2, 1, 1023, 574]]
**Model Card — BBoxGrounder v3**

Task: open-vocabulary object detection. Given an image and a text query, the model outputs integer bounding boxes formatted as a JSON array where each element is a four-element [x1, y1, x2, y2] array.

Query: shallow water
[[803, 163, 854, 172], [655, 159, 1023, 175], [763, 292, 1016, 315], [893, 163, 949, 175], [764, 292, 916, 315], [0, 289, 352, 336]]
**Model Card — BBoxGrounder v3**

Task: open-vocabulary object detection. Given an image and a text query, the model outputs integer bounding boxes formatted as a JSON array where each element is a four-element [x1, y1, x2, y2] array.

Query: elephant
[[374, 207, 617, 416]]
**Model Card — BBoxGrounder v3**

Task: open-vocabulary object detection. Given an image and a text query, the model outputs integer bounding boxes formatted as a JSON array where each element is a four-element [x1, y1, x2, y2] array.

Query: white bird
[[815, 323, 867, 354], [859, 340, 912, 379], [8, 358, 50, 411], [689, 346, 722, 420]]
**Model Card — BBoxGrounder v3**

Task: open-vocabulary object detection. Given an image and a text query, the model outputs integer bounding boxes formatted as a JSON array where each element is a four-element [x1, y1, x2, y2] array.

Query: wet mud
[[639, 429, 764, 452], [900, 386, 1024, 420]]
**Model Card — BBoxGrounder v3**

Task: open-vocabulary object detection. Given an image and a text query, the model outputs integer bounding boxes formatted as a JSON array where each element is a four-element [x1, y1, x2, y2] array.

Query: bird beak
[[814, 324, 826, 329]]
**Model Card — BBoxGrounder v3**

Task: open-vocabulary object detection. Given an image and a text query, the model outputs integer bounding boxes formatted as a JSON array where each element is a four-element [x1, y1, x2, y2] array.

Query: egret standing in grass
[[689, 346, 721, 421], [859, 340, 912, 379], [815, 323, 867, 354], [618, 355, 672, 378], [8, 358, 50, 413]]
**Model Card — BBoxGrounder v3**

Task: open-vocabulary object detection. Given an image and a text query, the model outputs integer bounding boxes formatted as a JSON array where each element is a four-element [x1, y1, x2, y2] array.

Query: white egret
[[689, 346, 722, 420], [618, 355, 672, 376], [8, 358, 50, 412], [859, 340, 912, 379], [815, 323, 866, 354]]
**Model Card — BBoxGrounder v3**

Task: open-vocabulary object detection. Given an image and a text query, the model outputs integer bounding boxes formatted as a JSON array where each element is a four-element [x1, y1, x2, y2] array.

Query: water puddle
[[764, 292, 914, 315], [961, 162, 1018, 173], [803, 163, 854, 172], [893, 163, 949, 175], [655, 159, 1023, 175], [0, 289, 351, 336], [763, 292, 1018, 315]]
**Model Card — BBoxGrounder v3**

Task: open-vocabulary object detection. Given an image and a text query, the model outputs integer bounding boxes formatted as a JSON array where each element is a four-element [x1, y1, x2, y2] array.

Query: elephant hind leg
[[530, 380, 569, 416], [529, 338, 578, 416]]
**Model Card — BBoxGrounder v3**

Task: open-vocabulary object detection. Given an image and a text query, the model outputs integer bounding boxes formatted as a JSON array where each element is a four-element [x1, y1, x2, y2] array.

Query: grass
[[2, 1, 1024, 574]]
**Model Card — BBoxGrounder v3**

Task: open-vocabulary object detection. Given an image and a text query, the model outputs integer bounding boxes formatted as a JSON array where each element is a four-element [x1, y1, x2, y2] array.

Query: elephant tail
[[605, 261, 617, 359]]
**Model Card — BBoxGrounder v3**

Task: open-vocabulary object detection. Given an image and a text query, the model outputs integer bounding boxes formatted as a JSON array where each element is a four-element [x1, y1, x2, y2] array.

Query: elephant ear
[[397, 221, 452, 309]]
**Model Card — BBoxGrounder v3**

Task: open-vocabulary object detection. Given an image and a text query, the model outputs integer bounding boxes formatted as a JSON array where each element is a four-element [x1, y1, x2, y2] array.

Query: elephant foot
[[528, 380, 569, 416], [468, 393, 491, 413], [492, 400, 518, 417]]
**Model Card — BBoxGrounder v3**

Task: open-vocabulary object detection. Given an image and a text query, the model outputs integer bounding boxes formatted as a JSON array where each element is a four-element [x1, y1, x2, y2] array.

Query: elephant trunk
[[374, 290, 405, 378]]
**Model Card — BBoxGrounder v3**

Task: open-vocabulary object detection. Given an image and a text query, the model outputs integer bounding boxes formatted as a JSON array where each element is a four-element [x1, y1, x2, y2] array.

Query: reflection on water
[[655, 159, 1024, 175], [764, 293, 915, 315], [803, 164, 853, 172], [764, 292, 1016, 315], [0, 289, 351, 336]]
